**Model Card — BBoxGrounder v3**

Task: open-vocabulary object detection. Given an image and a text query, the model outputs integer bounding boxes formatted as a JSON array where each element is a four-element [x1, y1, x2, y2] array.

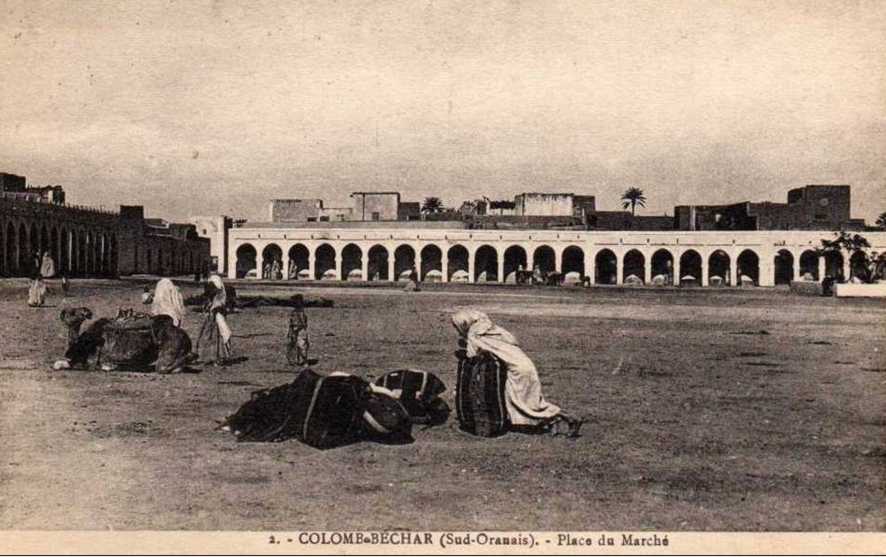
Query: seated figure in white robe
[[451, 309, 584, 437]]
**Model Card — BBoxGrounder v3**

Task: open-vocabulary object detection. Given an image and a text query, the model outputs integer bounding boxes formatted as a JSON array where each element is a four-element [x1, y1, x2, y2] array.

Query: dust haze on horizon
[[1, 0, 884, 224]]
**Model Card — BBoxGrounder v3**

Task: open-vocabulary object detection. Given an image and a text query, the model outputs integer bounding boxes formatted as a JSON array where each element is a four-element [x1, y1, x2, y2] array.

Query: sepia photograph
[[1, 0, 884, 554]]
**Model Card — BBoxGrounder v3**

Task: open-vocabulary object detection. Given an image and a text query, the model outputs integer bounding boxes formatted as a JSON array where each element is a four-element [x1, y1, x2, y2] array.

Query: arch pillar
[[554, 247, 563, 273], [255, 249, 264, 280], [416, 246, 423, 281], [701, 255, 709, 287], [759, 252, 775, 287], [387, 250, 395, 282], [441, 247, 449, 283], [468, 247, 476, 284], [281, 250, 290, 280], [526, 247, 534, 273], [497, 251, 505, 284], [361, 248, 369, 282], [643, 255, 652, 284], [673, 253, 681, 286], [842, 250, 851, 281], [586, 247, 596, 284], [615, 252, 623, 285], [817, 256, 826, 283], [308, 249, 316, 280], [729, 252, 738, 287]]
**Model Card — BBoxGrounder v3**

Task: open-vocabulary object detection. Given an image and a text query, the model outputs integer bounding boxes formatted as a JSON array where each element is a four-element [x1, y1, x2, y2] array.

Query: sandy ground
[[0, 279, 884, 531]]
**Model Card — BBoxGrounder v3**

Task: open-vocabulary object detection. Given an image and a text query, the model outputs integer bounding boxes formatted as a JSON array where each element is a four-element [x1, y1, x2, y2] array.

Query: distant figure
[[286, 294, 309, 366], [40, 252, 56, 278], [150, 278, 185, 327], [28, 276, 48, 307], [141, 285, 154, 305], [403, 266, 420, 292], [532, 265, 544, 285], [198, 274, 233, 363]]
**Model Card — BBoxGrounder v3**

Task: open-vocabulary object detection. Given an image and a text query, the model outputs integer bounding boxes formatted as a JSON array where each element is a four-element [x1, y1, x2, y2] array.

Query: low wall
[[834, 283, 886, 298], [789, 281, 823, 296]]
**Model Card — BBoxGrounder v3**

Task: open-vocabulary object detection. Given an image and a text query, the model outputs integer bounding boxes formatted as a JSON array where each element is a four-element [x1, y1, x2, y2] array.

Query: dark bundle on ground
[[374, 369, 450, 426], [235, 295, 334, 309], [223, 369, 412, 448], [223, 369, 369, 449]]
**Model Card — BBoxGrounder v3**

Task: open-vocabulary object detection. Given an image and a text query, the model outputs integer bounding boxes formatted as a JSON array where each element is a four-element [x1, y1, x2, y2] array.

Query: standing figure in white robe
[[207, 274, 233, 360], [150, 278, 186, 327], [40, 252, 56, 278], [451, 309, 583, 436]]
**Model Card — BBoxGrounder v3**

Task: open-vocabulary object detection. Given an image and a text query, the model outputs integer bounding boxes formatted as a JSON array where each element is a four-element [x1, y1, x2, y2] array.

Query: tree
[[817, 231, 883, 283], [421, 197, 444, 215], [621, 187, 647, 216], [876, 211, 886, 230]]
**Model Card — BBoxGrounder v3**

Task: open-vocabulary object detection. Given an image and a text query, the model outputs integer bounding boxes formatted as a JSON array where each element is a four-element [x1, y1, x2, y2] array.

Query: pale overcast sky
[[1, 0, 884, 222]]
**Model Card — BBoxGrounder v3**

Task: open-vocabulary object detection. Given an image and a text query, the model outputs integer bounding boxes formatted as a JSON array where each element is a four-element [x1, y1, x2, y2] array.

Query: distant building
[[118, 206, 209, 276], [350, 192, 401, 221], [514, 193, 596, 220], [675, 185, 862, 231], [191, 215, 233, 274], [1, 173, 65, 204]]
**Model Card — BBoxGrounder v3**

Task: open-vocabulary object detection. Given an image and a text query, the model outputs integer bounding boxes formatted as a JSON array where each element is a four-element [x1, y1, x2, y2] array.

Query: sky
[[1, 0, 884, 223]]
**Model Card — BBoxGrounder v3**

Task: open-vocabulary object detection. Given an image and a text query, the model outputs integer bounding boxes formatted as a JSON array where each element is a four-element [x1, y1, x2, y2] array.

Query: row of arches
[[232, 242, 858, 285], [0, 218, 118, 277]]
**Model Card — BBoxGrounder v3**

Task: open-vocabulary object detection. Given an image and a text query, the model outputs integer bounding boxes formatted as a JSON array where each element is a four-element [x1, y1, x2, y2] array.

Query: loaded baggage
[[100, 312, 159, 371], [374, 369, 448, 425], [224, 369, 368, 449], [455, 351, 509, 437]]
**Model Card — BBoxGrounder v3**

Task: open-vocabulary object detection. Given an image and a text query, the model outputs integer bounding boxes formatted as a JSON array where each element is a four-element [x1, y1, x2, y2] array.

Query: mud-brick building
[[0, 172, 209, 278], [116, 206, 210, 276]]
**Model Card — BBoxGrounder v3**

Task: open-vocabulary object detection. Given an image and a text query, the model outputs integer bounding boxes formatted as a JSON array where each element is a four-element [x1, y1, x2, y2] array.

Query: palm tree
[[621, 187, 647, 215], [876, 211, 886, 230], [421, 196, 444, 215]]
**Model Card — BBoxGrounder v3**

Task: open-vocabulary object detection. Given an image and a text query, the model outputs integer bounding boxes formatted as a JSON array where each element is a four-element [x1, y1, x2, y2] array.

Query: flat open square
[[1, 281, 884, 531]]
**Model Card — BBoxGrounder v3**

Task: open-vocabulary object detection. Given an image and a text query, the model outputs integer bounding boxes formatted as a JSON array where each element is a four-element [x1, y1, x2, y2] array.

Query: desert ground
[[0, 278, 884, 531]]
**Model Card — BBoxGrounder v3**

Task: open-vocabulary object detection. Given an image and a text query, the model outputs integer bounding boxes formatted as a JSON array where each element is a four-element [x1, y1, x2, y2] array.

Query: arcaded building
[[224, 185, 884, 287]]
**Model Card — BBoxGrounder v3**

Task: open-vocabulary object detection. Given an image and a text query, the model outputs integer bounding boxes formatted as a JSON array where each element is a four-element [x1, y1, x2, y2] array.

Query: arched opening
[[420, 245, 442, 281], [6, 222, 16, 274], [394, 245, 416, 281], [18, 223, 29, 274], [29, 223, 38, 269], [595, 249, 617, 285], [736, 249, 760, 286], [235, 244, 257, 278], [109, 234, 117, 276], [651, 249, 674, 285], [474, 245, 498, 282], [367, 245, 389, 281], [288, 244, 309, 279], [261, 243, 283, 279], [341, 243, 363, 280], [849, 251, 868, 282], [799, 250, 819, 281], [709, 250, 731, 286], [40, 225, 49, 257], [824, 251, 844, 281], [562, 245, 585, 280], [774, 249, 794, 285], [314, 244, 336, 280], [503, 245, 527, 284], [679, 250, 702, 286], [622, 249, 645, 284], [48, 227, 59, 275], [532, 245, 555, 275], [447, 245, 469, 281]]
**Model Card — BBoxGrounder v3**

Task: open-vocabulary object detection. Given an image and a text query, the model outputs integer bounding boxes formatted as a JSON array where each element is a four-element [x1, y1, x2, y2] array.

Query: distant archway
[[235, 244, 257, 278], [503, 245, 527, 283], [420, 245, 442, 281], [341, 243, 363, 280], [314, 244, 336, 280], [679, 250, 702, 285], [288, 244, 309, 279], [737, 249, 760, 285], [595, 249, 617, 285], [774, 249, 794, 285], [368, 245, 389, 281], [394, 245, 416, 280], [622, 249, 645, 283], [533, 245, 555, 274], [562, 246, 585, 277], [651, 249, 674, 284], [474, 245, 498, 282], [262, 243, 283, 279], [447, 245, 469, 281], [709, 250, 731, 285], [799, 250, 819, 281]]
